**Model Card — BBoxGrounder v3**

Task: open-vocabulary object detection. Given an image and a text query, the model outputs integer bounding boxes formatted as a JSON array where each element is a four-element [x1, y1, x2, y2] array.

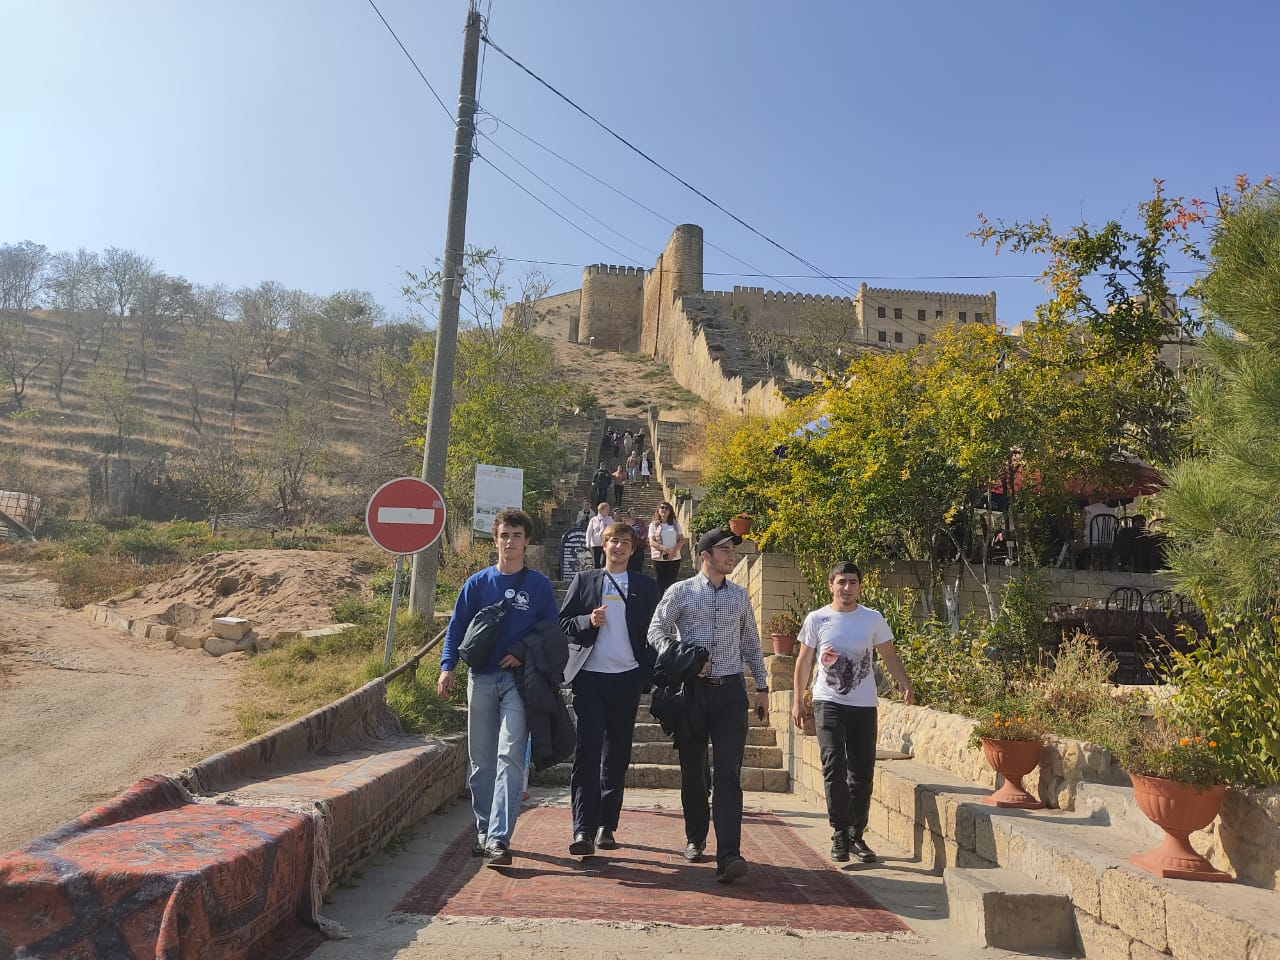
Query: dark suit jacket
[[558, 567, 659, 682]]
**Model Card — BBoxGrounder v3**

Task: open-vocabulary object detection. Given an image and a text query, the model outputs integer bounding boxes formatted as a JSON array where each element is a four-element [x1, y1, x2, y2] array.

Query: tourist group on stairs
[[438, 506, 916, 884]]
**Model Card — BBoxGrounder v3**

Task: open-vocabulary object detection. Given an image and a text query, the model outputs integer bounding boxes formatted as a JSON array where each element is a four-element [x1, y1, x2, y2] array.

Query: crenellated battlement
[[583, 263, 645, 277], [864, 284, 994, 302]]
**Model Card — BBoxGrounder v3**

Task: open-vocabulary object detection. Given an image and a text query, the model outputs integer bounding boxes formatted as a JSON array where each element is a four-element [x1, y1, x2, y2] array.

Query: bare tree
[[0, 313, 50, 407], [184, 432, 261, 533], [259, 404, 330, 524], [85, 353, 148, 455], [206, 316, 256, 427], [100, 246, 154, 328], [236, 280, 295, 369], [0, 241, 50, 312], [134, 272, 194, 375]]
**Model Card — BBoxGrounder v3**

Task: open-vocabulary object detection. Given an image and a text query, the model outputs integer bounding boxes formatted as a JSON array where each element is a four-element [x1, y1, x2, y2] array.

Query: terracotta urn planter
[[770, 632, 797, 656], [1128, 773, 1232, 881], [979, 737, 1045, 809], [728, 514, 753, 537]]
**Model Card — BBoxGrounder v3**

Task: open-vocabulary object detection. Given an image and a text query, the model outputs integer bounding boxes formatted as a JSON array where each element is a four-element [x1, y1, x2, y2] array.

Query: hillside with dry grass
[[2, 309, 707, 529]]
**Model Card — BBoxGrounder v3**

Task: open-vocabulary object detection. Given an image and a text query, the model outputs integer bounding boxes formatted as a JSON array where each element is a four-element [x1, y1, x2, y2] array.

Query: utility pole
[[408, 3, 482, 617]]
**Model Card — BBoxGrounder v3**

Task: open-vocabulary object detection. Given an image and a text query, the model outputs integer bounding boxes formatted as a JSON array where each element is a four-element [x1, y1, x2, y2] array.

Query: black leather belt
[[701, 674, 742, 685]]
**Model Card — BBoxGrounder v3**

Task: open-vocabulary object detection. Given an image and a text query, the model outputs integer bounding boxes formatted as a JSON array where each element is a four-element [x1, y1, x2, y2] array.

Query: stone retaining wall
[[765, 686, 1280, 891]]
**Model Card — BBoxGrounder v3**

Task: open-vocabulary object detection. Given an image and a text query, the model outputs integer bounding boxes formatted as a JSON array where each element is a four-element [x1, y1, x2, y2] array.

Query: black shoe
[[683, 841, 704, 863], [483, 840, 512, 867], [471, 834, 486, 857], [569, 833, 595, 857], [849, 835, 877, 863], [715, 854, 748, 884], [830, 828, 850, 862], [595, 827, 618, 850]]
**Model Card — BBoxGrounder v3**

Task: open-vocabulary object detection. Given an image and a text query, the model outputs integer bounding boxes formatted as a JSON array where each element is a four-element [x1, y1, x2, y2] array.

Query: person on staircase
[[649, 502, 686, 596], [610, 463, 628, 508], [585, 503, 612, 569], [791, 561, 914, 865], [591, 462, 611, 509], [639, 450, 652, 487], [558, 521, 658, 857], [646, 528, 768, 884]]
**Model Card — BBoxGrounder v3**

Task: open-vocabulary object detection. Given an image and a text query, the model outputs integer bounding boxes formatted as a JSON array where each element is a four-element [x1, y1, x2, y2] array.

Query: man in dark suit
[[559, 521, 658, 856]]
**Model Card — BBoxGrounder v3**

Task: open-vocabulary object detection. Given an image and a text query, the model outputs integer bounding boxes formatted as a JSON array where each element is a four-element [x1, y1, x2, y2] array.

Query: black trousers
[[570, 667, 644, 836], [677, 675, 748, 866], [612, 483, 625, 506], [653, 559, 681, 596], [591, 546, 605, 569], [813, 700, 877, 835]]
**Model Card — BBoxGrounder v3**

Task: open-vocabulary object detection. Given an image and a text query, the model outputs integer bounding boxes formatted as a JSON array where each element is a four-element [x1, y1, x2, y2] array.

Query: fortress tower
[[579, 264, 644, 351]]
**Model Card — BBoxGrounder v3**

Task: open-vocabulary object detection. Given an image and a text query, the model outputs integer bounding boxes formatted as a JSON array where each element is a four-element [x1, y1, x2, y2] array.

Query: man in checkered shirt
[[646, 528, 769, 884]]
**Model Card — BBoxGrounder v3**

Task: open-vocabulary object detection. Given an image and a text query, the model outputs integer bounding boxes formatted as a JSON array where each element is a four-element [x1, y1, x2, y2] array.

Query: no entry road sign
[[365, 477, 446, 555]]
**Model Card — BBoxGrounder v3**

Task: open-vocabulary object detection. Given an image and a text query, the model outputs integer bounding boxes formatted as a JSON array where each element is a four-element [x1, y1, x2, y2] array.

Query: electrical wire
[[477, 132, 651, 259], [482, 109, 799, 292], [477, 154, 638, 264], [480, 30, 857, 298], [365, 0, 454, 124]]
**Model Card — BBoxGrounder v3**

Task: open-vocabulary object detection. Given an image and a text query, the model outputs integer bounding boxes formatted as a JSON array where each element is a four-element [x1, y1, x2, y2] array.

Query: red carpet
[[395, 806, 911, 935], [0, 775, 324, 960]]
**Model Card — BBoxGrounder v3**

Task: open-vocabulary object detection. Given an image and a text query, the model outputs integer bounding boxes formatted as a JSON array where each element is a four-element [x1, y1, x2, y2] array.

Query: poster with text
[[472, 464, 524, 538]]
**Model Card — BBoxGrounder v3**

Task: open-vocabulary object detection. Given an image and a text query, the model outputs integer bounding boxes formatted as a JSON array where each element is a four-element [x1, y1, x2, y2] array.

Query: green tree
[[1157, 180, 1280, 611], [395, 246, 571, 525]]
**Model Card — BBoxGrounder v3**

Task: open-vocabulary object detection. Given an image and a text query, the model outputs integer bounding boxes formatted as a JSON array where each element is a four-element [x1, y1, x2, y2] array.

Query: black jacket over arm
[[558, 568, 659, 684]]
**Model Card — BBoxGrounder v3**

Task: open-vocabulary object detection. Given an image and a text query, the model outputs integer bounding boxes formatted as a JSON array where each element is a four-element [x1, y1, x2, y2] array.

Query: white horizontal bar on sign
[[377, 507, 437, 525]]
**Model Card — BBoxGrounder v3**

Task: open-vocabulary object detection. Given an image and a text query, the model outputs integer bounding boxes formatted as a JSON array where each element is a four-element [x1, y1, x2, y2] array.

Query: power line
[[480, 30, 856, 298], [477, 154, 638, 264], [482, 110, 798, 292], [365, 0, 454, 124], [477, 132, 651, 259]]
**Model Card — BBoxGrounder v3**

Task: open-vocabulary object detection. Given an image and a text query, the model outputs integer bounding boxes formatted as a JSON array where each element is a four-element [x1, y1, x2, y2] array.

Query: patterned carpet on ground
[[395, 805, 912, 935], [0, 774, 326, 960]]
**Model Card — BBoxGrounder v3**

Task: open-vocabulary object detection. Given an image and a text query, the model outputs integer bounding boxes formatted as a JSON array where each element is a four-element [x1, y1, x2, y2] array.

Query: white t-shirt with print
[[583, 571, 639, 673], [798, 604, 893, 708]]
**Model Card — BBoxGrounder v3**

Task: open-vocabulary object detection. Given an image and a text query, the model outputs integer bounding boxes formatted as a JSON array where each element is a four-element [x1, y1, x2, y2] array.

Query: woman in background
[[648, 501, 686, 595]]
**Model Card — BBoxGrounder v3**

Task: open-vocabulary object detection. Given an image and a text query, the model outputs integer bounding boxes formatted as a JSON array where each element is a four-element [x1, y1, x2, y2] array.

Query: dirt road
[[0, 563, 241, 851]]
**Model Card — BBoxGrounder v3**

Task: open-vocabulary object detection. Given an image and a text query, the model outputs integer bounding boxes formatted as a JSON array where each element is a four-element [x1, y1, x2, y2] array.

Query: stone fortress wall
[[508, 222, 998, 415]]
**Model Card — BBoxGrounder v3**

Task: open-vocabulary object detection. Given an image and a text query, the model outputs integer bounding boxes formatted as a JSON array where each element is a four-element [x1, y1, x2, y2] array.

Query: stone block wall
[[580, 264, 643, 351]]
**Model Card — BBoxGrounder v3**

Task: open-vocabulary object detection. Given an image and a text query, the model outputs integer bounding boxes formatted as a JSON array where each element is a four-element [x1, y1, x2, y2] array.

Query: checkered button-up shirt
[[646, 572, 767, 689]]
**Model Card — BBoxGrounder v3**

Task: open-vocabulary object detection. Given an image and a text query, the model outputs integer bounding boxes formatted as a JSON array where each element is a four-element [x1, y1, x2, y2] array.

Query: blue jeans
[[467, 670, 527, 845]]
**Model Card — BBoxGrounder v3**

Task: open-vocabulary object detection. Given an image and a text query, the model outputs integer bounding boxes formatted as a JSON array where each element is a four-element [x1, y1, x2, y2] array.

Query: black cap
[[696, 527, 743, 555]]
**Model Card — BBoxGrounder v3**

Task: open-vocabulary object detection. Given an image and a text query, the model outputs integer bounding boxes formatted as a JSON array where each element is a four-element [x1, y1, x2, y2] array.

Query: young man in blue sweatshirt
[[438, 508, 558, 868]]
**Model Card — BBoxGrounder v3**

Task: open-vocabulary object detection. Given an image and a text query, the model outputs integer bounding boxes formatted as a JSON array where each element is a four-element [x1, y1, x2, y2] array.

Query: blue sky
[[5, 1, 1277, 328]]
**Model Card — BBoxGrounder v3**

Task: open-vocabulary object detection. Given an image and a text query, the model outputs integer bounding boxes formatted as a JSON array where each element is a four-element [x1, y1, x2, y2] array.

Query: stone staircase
[[531, 686, 789, 792]]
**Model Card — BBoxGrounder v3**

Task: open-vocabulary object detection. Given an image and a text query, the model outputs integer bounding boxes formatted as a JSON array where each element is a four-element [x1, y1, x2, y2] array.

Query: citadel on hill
[[512, 224, 997, 415]]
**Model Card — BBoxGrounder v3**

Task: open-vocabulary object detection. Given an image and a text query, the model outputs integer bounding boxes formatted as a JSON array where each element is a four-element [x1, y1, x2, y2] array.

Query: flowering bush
[[1122, 720, 1231, 787], [969, 697, 1048, 747]]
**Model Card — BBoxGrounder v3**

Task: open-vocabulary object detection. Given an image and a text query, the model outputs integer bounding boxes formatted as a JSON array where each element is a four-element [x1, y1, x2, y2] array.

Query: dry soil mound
[[104, 550, 368, 637]]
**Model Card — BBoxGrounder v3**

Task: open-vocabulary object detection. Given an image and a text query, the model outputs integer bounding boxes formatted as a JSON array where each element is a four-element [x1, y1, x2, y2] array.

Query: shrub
[[968, 692, 1049, 746], [1122, 721, 1232, 787], [114, 526, 180, 564], [1163, 614, 1280, 785], [1026, 636, 1145, 754]]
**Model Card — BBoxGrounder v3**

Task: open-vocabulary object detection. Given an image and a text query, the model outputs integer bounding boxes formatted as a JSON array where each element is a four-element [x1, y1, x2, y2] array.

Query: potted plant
[[969, 700, 1048, 809], [1121, 722, 1233, 881], [765, 608, 803, 656], [728, 512, 753, 537]]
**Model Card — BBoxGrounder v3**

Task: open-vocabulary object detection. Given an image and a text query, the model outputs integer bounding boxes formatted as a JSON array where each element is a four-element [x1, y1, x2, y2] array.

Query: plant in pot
[[969, 697, 1048, 809], [728, 512, 753, 537], [1120, 721, 1233, 881], [766, 608, 803, 657]]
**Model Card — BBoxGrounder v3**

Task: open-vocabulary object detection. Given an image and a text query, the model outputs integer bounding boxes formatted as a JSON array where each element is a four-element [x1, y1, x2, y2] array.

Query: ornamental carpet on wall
[[0, 774, 326, 960], [394, 806, 912, 935]]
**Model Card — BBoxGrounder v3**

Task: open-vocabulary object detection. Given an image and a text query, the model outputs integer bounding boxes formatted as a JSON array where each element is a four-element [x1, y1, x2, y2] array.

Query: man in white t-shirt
[[791, 561, 914, 864]]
